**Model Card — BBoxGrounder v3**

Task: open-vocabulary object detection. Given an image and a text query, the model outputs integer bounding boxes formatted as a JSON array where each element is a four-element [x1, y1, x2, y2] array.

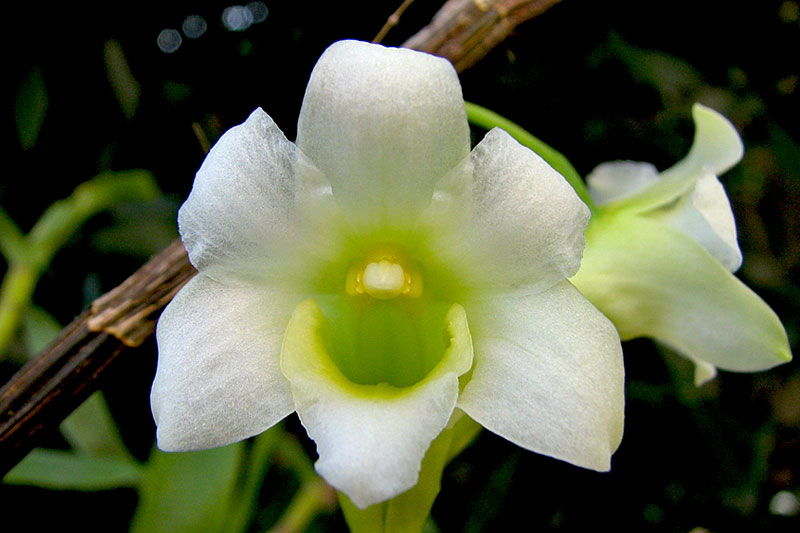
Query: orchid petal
[[661, 103, 744, 181], [586, 161, 660, 206], [601, 103, 744, 215], [458, 281, 624, 471], [571, 215, 791, 371], [587, 163, 742, 271], [152, 274, 296, 451], [296, 40, 470, 231], [650, 171, 742, 271], [423, 128, 590, 293], [179, 108, 344, 288], [280, 299, 473, 508]]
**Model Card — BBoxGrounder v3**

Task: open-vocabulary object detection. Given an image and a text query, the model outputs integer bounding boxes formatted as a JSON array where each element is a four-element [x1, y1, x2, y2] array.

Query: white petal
[[599, 104, 744, 215], [660, 103, 744, 181], [296, 40, 470, 231], [651, 171, 742, 271], [179, 108, 344, 287], [152, 274, 297, 451], [280, 299, 473, 508], [422, 128, 590, 293], [458, 281, 624, 471], [586, 161, 660, 206]]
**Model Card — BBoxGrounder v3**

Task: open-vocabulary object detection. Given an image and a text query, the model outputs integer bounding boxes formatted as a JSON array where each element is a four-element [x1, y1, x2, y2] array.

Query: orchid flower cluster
[[151, 40, 791, 526]]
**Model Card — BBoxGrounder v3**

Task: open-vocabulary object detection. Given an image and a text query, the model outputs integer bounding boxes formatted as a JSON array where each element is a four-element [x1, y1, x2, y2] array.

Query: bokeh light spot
[[770, 490, 800, 516], [182, 15, 208, 39], [247, 1, 269, 23], [157, 29, 182, 53], [222, 5, 254, 31]]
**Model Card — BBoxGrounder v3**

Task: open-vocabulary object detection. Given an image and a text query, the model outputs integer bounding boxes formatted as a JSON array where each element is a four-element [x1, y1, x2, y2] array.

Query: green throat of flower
[[282, 244, 468, 389]]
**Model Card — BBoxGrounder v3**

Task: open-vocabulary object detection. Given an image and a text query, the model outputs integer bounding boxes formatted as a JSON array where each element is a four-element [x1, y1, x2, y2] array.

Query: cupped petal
[[661, 103, 744, 181], [571, 214, 792, 371], [280, 299, 473, 508], [601, 103, 744, 215], [422, 128, 590, 294], [650, 170, 742, 271], [179, 108, 344, 287], [152, 273, 297, 451], [458, 281, 624, 471], [296, 40, 470, 231], [586, 161, 660, 206]]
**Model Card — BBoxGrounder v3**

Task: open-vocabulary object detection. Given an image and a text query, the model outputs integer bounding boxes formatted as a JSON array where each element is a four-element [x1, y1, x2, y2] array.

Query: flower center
[[309, 245, 456, 387], [345, 246, 423, 300], [362, 260, 407, 299]]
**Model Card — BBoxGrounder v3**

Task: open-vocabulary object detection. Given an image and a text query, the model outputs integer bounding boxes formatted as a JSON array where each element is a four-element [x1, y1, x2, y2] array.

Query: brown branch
[[404, 0, 563, 72], [0, 241, 195, 474], [0, 0, 562, 476]]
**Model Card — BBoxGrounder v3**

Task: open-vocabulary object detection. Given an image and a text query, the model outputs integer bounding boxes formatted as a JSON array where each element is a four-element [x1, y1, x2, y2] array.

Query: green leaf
[[15, 66, 48, 151], [21, 305, 62, 354], [4, 449, 142, 490], [130, 443, 243, 533], [104, 39, 140, 119], [60, 392, 131, 458]]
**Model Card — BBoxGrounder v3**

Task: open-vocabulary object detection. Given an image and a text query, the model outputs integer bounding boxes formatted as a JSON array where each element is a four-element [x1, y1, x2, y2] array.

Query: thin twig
[[191, 122, 212, 155], [373, 0, 416, 44]]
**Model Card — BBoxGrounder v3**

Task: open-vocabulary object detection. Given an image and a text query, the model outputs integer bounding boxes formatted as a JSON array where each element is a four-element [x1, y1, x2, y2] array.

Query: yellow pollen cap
[[345, 247, 423, 300], [362, 260, 406, 299]]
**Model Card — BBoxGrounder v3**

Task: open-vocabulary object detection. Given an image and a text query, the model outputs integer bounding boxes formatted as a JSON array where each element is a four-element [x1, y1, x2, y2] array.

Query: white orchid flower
[[151, 40, 624, 509], [572, 104, 791, 385]]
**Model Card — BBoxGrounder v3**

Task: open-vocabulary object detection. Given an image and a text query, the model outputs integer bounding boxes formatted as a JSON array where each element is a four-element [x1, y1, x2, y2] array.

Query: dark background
[[1, 1, 798, 531]]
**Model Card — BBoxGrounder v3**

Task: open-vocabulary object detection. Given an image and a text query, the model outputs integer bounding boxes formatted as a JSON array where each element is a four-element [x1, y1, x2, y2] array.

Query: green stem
[[269, 431, 336, 532], [27, 170, 158, 265], [224, 428, 280, 533], [0, 262, 37, 353], [465, 102, 594, 209], [0, 170, 159, 356], [0, 206, 26, 263], [276, 431, 317, 482], [269, 477, 335, 533]]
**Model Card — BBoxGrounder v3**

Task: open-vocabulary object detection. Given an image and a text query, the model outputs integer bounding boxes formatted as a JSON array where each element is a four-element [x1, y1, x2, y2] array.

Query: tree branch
[[0, 241, 195, 474], [404, 0, 563, 72]]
